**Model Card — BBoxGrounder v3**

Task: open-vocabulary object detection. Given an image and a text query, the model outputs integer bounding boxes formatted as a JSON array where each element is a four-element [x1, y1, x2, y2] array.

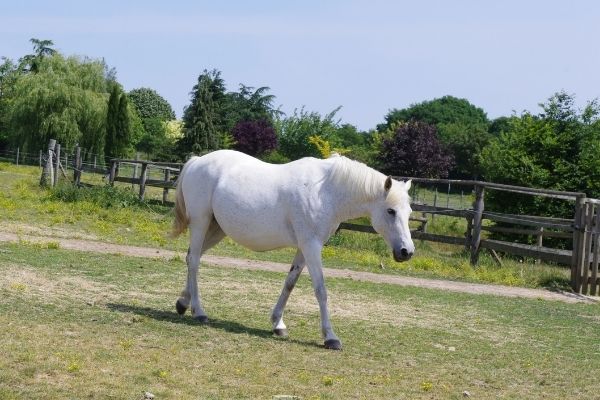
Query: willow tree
[[8, 53, 108, 154]]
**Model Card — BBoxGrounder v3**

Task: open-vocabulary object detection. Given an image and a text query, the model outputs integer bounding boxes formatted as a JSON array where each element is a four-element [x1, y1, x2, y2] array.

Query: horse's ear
[[405, 179, 411, 191], [384, 176, 392, 192]]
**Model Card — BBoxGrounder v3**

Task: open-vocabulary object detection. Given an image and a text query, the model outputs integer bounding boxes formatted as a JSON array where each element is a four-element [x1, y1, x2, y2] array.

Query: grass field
[[0, 162, 572, 289], [1, 243, 599, 399]]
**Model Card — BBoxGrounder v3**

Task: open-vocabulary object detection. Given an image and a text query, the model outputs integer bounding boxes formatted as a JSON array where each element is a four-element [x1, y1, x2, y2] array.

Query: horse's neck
[[329, 187, 372, 223], [326, 159, 379, 223]]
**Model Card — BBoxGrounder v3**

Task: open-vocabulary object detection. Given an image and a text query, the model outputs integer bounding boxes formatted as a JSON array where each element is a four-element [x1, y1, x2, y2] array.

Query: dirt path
[[0, 230, 596, 304]]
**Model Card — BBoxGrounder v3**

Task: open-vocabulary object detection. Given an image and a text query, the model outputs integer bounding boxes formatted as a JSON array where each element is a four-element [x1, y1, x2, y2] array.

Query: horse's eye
[[387, 208, 396, 216]]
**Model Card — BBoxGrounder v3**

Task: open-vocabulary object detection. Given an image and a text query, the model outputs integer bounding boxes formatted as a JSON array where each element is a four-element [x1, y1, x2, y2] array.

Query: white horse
[[171, 150, 414, 350]]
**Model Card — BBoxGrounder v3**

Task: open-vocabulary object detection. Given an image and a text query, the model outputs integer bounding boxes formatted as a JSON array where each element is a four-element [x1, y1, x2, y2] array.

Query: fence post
[[40, 139, 56, 187], [432, 188, 438, 222], [73, 146, 81, 186], [571, 196, 587, 293], [535, 227, 544, 264], [39, 150, 42, 168], [16, 147, 19, 166], [53, 143, 61, 187], [108, 159, 118, 186], [138, 162, 148, 201], [163, 168, 171, 203], [470, 184, 485, 265], [132, 152, 139, 189]]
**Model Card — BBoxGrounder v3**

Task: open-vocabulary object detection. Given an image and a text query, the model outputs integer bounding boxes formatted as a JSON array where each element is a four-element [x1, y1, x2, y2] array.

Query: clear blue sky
[[2, 0, 599, 130]]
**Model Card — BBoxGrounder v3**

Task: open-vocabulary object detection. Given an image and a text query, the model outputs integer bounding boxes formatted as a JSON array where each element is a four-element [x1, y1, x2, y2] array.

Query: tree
[[380, 95, 490, 178], [181, 69, 228, 154], [19, 38, 57, 73], [380, 95, 488, 130], [377, 121, 454, 178], [232, 119, 278, 157], [105, 85, 120, 157], [128, 87, 175, 121], [127, 88, 176, 158], [275, 107, 341, 159], [9, 53, 108, 154], [0, 57, 20, 149], [226, 84, 280, 129], [480, 92, 600, 218]]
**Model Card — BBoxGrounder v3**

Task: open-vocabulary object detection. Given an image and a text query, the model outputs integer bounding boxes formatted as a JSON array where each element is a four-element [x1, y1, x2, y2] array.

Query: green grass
[[0, 162, 571, 289], [0, 242, 598, 399]]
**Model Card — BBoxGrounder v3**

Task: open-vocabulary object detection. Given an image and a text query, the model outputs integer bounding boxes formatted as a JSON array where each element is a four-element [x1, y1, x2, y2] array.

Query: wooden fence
[[35, 140, 600, 295]]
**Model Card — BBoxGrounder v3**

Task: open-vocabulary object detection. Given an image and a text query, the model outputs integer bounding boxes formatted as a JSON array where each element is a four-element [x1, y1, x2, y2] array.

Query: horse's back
[[180, 150, 332, 251]]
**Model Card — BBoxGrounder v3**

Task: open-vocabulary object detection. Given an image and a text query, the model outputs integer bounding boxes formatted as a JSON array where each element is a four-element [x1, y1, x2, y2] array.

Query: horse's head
[[369, 176, 415, 262]]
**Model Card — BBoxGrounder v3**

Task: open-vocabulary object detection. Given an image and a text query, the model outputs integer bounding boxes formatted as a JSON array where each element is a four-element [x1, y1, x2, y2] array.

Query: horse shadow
[[106, 303, 323, 349]]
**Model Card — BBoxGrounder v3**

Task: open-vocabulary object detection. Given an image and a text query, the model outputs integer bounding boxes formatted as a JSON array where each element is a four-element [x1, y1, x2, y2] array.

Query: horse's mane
[[327, 155, 407, 203]]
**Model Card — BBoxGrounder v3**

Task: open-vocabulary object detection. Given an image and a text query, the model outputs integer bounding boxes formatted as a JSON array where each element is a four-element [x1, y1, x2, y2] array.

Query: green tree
[[380, 95, 490, 178], [480, 92, 600, 219], [18, 38, 57, 73], [275, 107, 341, 159], [127, 88, 176, 158], [9, 53, 108, 154], [0, 57, 20, 149], [105, 85, 133, 157], [128, 87, 175, 121], [226, 84, 281, 129], [181, 69, 228, 154]]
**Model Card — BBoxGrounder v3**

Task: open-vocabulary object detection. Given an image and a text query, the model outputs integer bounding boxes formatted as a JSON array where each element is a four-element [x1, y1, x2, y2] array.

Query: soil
[[0, 228, 596, 304]]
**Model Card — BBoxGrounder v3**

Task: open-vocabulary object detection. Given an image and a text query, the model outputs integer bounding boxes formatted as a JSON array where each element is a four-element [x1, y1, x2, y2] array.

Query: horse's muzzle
[[393, 248, 413, 262]]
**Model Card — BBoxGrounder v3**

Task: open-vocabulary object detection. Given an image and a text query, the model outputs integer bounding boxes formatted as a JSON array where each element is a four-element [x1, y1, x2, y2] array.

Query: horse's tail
[[171, 160, 192, 238]]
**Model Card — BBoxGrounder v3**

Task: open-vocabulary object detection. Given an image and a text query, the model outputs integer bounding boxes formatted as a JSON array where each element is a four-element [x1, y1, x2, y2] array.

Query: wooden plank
[[412, 204, 472, 218], [138, 163, 148, 201], [582, 202, 594, 294], [571, 197, 584, 291], [481, 225, 572, 239], [112, 158, 182, 169], [394, 176, 584, 200], [163, 169, 171, 203], [338, 223, 376, 234], [108, 160, 118, 185], [481, 212, 573, 231], [470, 185, 485, 265], [480, 239, 572, 265], [113, 176, 136, 184], [590, 205, 600, 296], [337, 223, 466, 246]]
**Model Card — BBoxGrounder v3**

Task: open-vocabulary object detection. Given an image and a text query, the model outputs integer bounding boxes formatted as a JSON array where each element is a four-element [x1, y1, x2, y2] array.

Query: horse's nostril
[[401, 248, 409, 258]]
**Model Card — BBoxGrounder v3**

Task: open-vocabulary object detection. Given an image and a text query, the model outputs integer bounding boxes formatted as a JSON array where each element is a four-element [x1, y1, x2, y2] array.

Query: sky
[[2, 0, 600, 131]]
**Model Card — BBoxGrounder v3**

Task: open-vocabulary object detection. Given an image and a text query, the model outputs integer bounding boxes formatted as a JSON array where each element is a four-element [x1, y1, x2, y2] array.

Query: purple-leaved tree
[[232, 119, 278, 157], [378, 121, 454, 178]]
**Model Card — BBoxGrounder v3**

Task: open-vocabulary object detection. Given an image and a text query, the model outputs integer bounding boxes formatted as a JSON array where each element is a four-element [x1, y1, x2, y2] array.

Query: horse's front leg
[[300, 241, 342, 350], [271, 249, 305, 337]]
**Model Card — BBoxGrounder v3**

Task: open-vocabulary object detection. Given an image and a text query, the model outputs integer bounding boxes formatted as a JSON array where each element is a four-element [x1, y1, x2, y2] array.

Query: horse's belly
[[214, 211, 296, 251]]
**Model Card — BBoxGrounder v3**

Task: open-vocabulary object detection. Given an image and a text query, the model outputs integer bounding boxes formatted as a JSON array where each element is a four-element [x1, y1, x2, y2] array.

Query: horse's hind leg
[[271, 249, 305, 337], [176, 217, 223, 321]]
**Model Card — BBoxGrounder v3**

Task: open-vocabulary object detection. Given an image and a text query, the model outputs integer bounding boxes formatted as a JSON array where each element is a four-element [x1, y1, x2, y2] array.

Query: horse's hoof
[[324, 339, 343, 350], [175, 299, 188, 315], [193, 315, 209, 324], [273, 328, 289, 337]]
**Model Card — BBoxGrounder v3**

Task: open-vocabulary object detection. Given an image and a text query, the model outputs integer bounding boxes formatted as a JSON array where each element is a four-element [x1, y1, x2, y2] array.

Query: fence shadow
[[106, 303, 323, 349]]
